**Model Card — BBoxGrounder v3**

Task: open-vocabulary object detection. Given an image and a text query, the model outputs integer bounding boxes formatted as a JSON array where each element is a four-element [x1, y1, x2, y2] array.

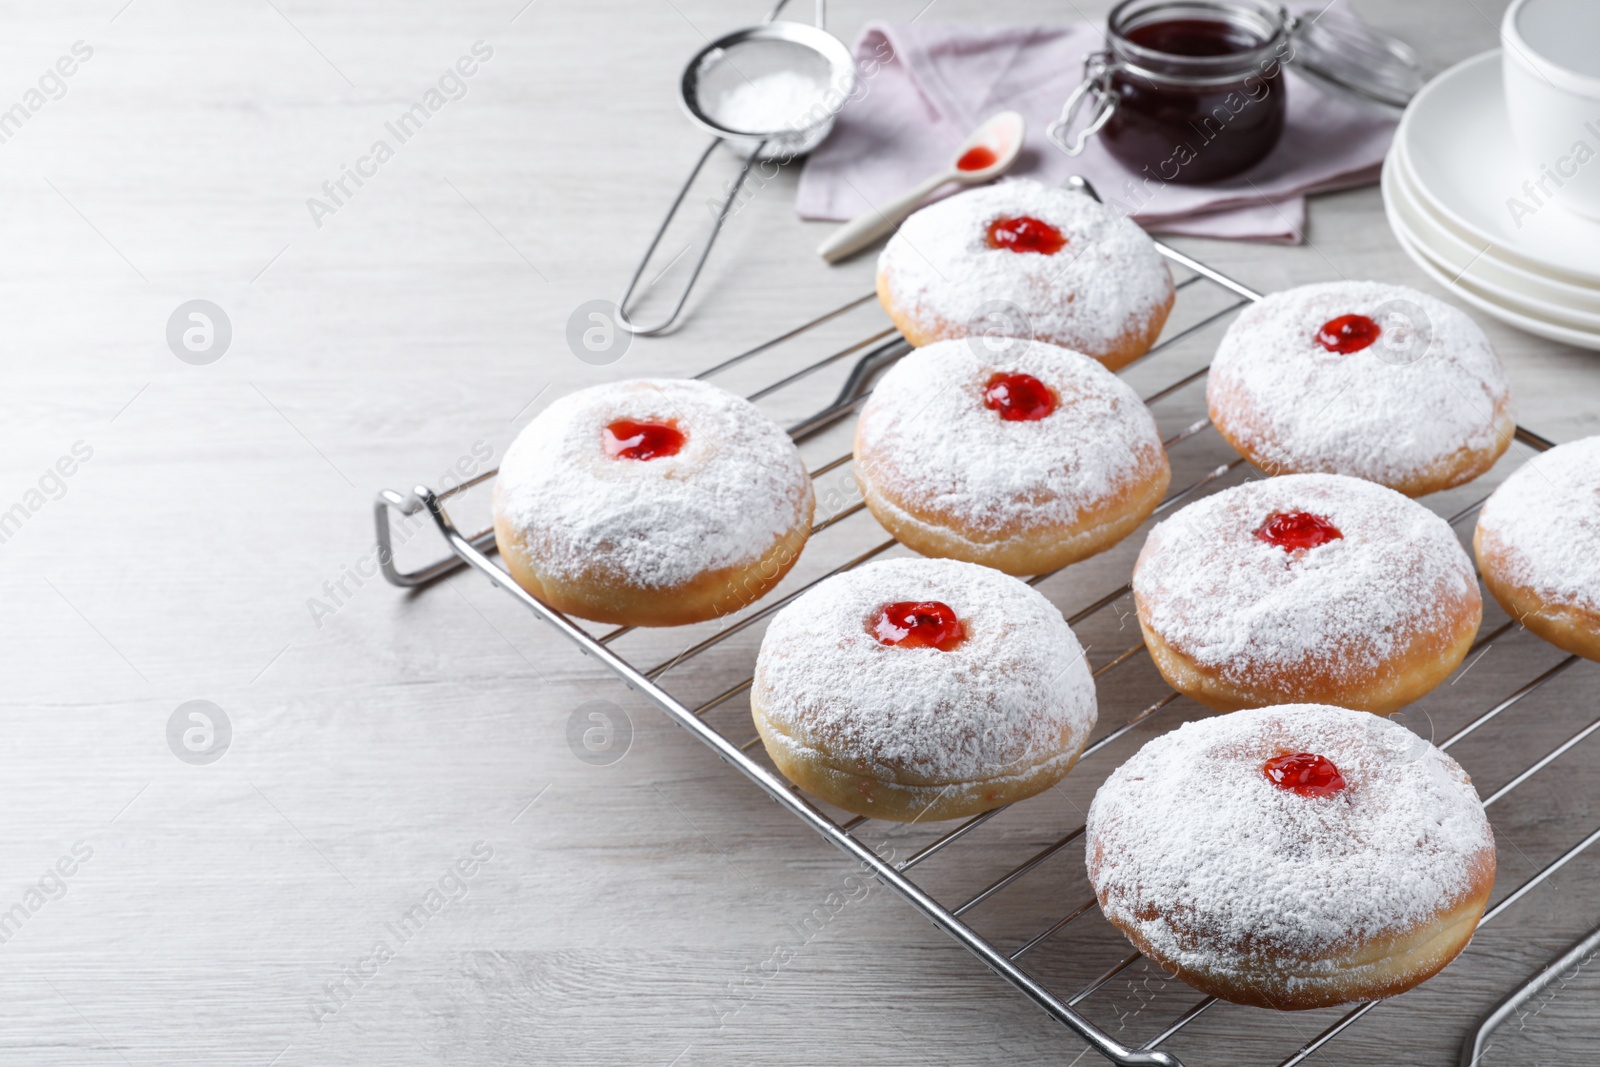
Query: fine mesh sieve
[[617, 2, 856, 336]]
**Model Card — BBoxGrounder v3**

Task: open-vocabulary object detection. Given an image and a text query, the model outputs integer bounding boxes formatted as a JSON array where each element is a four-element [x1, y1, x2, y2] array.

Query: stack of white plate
[[1384, 50, 1600, 350]]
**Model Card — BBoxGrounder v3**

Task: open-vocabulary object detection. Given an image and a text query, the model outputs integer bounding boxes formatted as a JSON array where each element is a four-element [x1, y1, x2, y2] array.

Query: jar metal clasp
[[1048, 51, 1118, 157]]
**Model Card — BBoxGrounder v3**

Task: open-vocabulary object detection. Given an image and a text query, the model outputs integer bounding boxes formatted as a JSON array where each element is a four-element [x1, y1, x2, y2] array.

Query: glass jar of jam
[[1048, 0, 1425, 184]]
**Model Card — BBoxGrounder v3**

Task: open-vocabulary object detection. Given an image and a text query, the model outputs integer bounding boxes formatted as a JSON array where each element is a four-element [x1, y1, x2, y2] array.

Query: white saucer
[[1397, 50, 1600, 287], [1389, 220, 1600, 350], [1391, 215, 1600, 338], [1384, 153, 1600, 325], [1391, 144, 1600, 312]]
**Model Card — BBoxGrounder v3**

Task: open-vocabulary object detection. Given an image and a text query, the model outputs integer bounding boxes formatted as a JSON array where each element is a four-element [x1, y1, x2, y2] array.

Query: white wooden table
[[4, 1, 1598, 1064]]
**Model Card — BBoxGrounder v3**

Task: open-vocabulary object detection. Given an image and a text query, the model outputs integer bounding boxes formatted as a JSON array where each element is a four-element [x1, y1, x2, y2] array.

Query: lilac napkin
[[796, 16, 1397, 243]]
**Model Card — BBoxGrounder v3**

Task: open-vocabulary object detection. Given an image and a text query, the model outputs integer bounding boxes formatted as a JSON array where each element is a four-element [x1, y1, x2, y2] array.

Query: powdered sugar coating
[[877, 179, 1173, 357], [494, 378, 812, 589], [753, 558, 1096, 785], [1087, 704, 1494, 979], [1134, 474, 1479, 687], [1208, 281, 1512, 487], [1478, 435, 1600, 612], [855, 339, 1167, 537]]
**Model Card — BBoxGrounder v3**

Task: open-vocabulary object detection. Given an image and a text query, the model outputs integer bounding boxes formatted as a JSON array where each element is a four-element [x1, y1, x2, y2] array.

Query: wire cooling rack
[[376, 230, 1599, 1066]]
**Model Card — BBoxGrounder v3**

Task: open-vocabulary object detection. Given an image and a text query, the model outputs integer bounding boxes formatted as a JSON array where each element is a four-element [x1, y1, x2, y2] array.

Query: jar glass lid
[[1289, 3, 1427, 113]]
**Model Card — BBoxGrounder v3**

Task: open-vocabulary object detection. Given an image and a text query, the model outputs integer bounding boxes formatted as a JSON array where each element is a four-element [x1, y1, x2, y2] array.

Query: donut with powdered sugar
[[1087, 704, 1496, 1010], [751, 557, 1097, 821], [875, 179, 1175, 371], [1207, 281, 1513, 496], [1132, 473, 1481, 714], [1475, 435, 1600, 662], [493, 378, 814, 627], [853, 339, 1171, 576]]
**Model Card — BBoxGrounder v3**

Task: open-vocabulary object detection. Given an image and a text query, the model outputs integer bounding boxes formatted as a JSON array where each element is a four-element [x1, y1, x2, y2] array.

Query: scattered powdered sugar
[[754, 557, 1097, 785], [1133, 474, 1478, 686], [855, 339, 1166, 536], [1208, 281, 1512, 486], [1088, 705, 1493, 979], [712, 70, 827, 134], [494, 378, 812, 590], [1478, 435, 1600, 611], [877, 179, 1172, 356]]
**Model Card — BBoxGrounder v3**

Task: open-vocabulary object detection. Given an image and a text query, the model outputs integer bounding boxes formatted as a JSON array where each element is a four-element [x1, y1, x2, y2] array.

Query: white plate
[[1383, 148, 1600, 332], [1384, 151, 1600, 324], [1389, 222, 1600, 350], [1398, 50, 1600, 286], [1386, 180, 1600, 341], [1391, 143, 1600, 311], [1391, 210, 1600, 337]]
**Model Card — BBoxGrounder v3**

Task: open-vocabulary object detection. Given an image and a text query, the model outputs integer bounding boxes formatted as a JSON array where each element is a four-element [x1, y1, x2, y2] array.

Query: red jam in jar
[[1097, 0, 1291, 183], [871, 601, 967, 652], [1263, 752, 1347, 797], [602, 419, 685, 460], [1255, 511, 1342, 551], [985, 216, 1067, 254], [983, 372, 1057, 421], [1316, 314, 1382, 354]]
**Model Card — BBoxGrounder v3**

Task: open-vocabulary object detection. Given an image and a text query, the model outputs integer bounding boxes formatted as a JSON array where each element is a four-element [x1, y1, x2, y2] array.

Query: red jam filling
[[985, 216, 1067, 255], [602, 419, 684, 461], [956, 145, 998, 171], [1315, 313, 1382, 354], [1255, 511, 1342, 551], [983, 372, 1056, 421], [1263, 752, 1347, 797], [871, 601, 966, 652]]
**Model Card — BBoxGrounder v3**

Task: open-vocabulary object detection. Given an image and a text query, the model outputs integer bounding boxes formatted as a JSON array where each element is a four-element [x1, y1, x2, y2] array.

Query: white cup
[[1502, 0, 1600, 221]]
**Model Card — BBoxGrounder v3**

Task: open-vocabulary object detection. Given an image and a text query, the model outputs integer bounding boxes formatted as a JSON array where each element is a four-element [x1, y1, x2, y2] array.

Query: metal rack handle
[[373, 476, 496, 588], [371, 330, 907, 589], [1460, 919, 1600, 1067]]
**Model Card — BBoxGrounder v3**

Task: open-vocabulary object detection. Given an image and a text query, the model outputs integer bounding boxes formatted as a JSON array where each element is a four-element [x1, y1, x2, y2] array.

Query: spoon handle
[[817, 171, 959, 264]]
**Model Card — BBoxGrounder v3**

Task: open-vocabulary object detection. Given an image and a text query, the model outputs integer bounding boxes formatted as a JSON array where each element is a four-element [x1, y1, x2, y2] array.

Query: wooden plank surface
[[2, 0, 1597, 1065]]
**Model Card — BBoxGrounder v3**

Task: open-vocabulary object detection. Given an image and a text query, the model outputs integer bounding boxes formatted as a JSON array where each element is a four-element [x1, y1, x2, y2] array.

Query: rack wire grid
[[376, 236, 1599, 1067]]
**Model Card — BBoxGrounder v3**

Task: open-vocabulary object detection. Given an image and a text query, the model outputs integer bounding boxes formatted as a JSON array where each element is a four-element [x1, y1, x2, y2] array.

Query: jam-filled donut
[[876, 179, 1175, 371], [1087, 704, 1496, 1010], [493, 378, 814, 627], [853, 339, 1171, 576], [751, 557, 1096, 821], [1475, 436, 1600, 661], [1133, 473, 1481, 714], [1208, 281, 1513, 496]]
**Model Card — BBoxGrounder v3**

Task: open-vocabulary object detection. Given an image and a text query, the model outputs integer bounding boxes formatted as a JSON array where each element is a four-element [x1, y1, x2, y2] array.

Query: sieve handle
[[615, 137, 767, 337], [762, 0, 826, 28]]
